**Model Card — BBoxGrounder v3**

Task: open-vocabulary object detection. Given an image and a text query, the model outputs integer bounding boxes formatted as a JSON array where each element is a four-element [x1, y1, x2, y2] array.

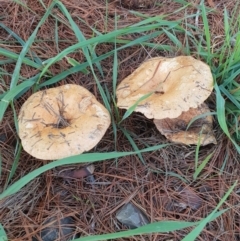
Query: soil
[[0, 0, 240, 240]]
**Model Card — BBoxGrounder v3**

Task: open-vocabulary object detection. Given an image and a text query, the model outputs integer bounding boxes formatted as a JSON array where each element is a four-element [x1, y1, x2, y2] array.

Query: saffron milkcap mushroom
[[116, 56, 214, 119], [153, 103, 217, 145], [18, 84, 111, 160]]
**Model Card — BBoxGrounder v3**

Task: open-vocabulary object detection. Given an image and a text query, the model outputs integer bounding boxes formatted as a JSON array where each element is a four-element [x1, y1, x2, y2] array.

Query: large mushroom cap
[[18, 84, 111, 160], [117, 56, 214, 119]]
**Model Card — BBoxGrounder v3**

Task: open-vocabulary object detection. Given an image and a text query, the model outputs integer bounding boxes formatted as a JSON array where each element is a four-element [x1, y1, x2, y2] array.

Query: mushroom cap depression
[[117, 56, 214, 119], [18, 84, 111, 160]]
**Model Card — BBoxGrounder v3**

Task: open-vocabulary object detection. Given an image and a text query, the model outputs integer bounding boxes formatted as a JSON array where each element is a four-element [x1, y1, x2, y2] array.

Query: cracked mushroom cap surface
[[117, 56, 214, 119], [18, 84, 111, 160]]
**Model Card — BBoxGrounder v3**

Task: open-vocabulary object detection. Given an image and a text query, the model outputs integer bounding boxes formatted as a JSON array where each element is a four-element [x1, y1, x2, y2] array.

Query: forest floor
[[0, 0, 240, 240]]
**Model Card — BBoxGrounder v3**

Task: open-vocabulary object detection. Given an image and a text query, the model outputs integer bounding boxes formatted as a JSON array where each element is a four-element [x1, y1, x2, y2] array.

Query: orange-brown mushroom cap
[[116, 56, 214, 119], [153, 103, 217, 145], [18, 84, 111, 160]]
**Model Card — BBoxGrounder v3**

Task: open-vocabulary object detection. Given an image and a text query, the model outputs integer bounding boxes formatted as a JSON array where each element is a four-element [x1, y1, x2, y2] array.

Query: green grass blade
[[219, 85, 240, 109], [11, 101, 19, 133], [54, 18, 60, 53], [38, 21, 179, 81], [112, 13, 118, 99], [56, 2, 109, 109], [65, 57, 89, 74], [131, 16, 179, 28], [0, 152, 2, 180], [126, 131, 150, 149], [120, 92, 153, 122], [0, 22, 42, 65], [200, 0, 211, 63], [4, 142, 22, 190], [220, 152, 228, 174], [56, 1, 103, 77], [76, 222, 199, 241], [120, 127, 146, 165], [10, 1, 55, 89], [182, 180, 237, 241], [35, 29, 168, 89], [0, 59, 15, 65], [215, 83, 240, 152], [193, 152, 213, 180], [0, 47, 43, 69], [73, 209, 227, 241], [163, 28, 183, 50], [0, 79, 36, 122], [0, 73, 39, 120], [104, 87, 118, 147], [186, 112, 216, 130], [111, 118, 118, 149], [0, 144, 169, 199], [222, 67, 240, 87], [173, 0, 192, 6], [166, 171, 189, 183], [194, 133, 201, 170], [0, 223, 7, 241], [13, 0, 36, 13], [223, 8, 230, 46], [38, 63, 93, 88]]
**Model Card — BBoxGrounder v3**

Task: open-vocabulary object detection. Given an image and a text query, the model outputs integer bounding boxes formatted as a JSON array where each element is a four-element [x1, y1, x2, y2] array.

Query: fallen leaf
[[59, 165, 94, 179], [177, 186, 202, 210], [207, 0, 215, 8]]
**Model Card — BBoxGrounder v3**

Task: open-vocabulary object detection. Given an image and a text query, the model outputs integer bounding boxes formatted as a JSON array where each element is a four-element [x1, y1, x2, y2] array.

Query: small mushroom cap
[[153, 103, 217, 146], [18, 84, 111, 160], [117, 56, 214, 119]]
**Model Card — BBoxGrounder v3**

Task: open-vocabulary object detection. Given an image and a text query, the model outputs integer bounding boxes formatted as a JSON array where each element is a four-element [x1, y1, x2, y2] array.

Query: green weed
[[0, 0, 239, 240]]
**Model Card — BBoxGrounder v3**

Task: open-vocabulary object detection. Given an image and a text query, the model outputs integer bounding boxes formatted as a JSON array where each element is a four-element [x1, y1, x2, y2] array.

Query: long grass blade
[[73, 209, 227, 241], [65, 57, 89, 74], [56, 1, 103, 77], [219, 85, 240, 109], [215, 83, 240, 152], [120, 92, 153, 122], [112, 12, 118, 99], [0, 22, 42, 65], [38, 20, 180, 81], [0, 79, 36, 122], [39, 29, 166, 89], [10, 1, 55, 89], [0, 144, 169, 199], [193, 152, 213, 180], [0, 223, 7, 241], [186, 112, 216, 130], [163, 29, 183, 50], [194, 132, 201, 170], [0, 47, 43, 69], [56, 2, 109, 110], [0, 152, 2, 180], [182, 180, 237, 240], [200, 0, 211, 63], [4, 142, 22, 190], [120, 127, 146, 165]]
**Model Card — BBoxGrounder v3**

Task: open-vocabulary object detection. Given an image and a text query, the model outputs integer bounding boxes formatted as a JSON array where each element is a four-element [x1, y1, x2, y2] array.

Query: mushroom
[[116, 56, 216, 145], [153, 103, 217, 145], [18, 84, 111, 160], [116, 56, 213, 119]]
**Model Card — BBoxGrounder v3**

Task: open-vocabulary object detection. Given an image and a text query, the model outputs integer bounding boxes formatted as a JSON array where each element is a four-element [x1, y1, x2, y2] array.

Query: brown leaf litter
[[0, 0, 240, 240]]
